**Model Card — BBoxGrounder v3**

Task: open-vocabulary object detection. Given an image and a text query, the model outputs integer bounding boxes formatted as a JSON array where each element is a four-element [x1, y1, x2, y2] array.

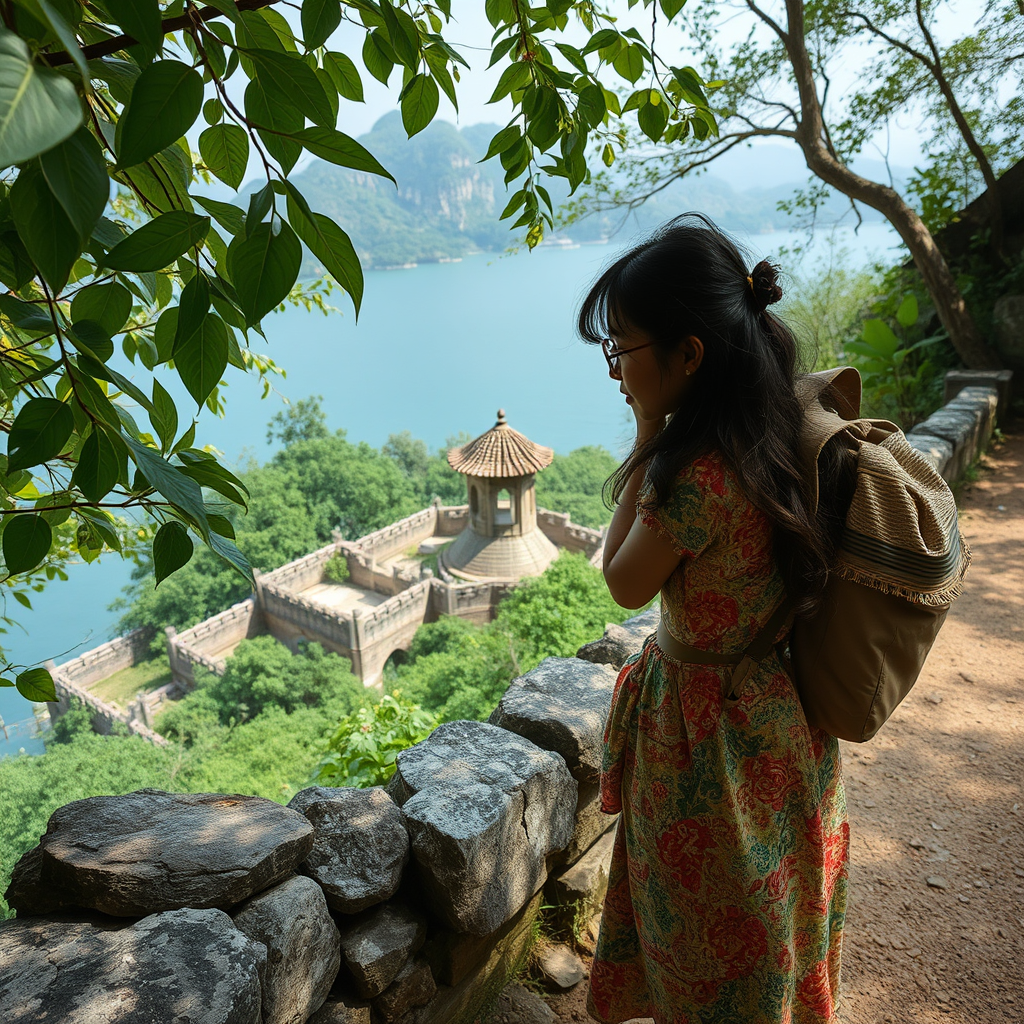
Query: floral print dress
[[588, 452, 848, 1024]]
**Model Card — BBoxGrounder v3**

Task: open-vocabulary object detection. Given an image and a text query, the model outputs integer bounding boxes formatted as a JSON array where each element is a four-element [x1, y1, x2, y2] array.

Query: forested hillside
[[268, 114, 885, 270]]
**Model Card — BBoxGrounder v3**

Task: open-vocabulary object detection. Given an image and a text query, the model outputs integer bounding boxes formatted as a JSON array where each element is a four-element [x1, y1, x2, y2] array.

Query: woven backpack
[[731, 366, 970, 742]]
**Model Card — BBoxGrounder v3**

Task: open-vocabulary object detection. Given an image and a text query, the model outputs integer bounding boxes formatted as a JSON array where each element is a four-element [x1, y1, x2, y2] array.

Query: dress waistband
[[655, 619, 744, 666]]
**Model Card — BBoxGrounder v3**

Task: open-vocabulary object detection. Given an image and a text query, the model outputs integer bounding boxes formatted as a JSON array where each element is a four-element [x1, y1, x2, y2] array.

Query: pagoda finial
[[496, 409, 506, 425]]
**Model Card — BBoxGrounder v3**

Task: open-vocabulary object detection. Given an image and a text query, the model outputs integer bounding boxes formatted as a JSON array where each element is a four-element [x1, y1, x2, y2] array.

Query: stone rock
[[926, 876, 949, 889], [27, 789, 313, 917], [491, 984, 557, 1024], [293, 787, 408, 913], [412, 893, 542, 1024], [387, 720, 577, 936], [910, 406, 981, 482], [307, 993, 372, 1024], [232, 874, 340, 1024], [4, 845, 75, 917], [338, 901, 427, 999], [535, 943, 586, 989], [0, 908, 266, 1024], [374, 958, 437, 1023], [992, 294, 1024, 372], [576, 607, 659, 670], [491, 983, 557, 1024], [560, 779, 616, 867], [550, 827, 616, 916], [490, 657, 617, 783], [944, 370, 1014, 425], [288, 785, 350, 817]]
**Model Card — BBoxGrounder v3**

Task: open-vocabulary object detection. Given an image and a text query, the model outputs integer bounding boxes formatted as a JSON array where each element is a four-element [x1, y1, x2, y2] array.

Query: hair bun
[[749, 260, 783, 311]]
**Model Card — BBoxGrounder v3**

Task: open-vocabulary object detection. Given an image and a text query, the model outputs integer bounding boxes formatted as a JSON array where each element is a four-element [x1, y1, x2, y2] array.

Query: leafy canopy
[[0, 0, 716, 700]]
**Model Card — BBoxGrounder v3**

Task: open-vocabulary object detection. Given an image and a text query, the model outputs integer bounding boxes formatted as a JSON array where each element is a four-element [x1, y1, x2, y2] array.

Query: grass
[[88, 658, 173, 709]]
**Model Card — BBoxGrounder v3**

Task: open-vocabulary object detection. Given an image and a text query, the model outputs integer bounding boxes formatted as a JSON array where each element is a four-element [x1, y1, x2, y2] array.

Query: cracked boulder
[[0, 908, 266, 1024], [575, 606, 659, 670], [233, 874, 340, 1024], [490, 657, 617, 783], [20, 789, 313, 917], [290, 786, 409, 913], [387, 720, 577, 935]]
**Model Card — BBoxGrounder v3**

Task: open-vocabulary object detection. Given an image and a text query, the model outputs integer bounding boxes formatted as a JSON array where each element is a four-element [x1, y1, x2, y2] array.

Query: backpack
[[732, 366, 970, 742]]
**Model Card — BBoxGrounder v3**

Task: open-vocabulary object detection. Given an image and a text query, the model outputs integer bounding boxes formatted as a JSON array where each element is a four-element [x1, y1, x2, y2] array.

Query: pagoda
[[440, 410, 559, 582]]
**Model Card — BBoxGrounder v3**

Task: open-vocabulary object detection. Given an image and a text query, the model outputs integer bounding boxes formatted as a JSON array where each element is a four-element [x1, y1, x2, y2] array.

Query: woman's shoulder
[[673, 449, 735, 498]]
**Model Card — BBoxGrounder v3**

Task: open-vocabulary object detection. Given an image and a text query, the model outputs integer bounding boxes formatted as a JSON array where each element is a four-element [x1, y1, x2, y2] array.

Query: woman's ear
[[685, 335, 705, 373]]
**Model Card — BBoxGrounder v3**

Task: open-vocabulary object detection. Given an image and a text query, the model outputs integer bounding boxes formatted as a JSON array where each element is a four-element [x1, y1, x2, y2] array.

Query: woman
[[583, 216, 849, 1024]]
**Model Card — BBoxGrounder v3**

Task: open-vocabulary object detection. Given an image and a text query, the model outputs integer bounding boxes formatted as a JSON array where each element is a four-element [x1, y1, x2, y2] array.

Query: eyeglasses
[[601, 337, 653, 372]]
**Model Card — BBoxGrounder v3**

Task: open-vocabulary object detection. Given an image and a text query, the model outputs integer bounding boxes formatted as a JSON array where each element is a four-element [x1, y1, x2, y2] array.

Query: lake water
[[0, 221, 901, 757]]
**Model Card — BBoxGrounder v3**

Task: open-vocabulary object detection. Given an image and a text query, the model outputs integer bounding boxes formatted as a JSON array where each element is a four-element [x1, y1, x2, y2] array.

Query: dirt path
[[538, 428, 1024, 1024]]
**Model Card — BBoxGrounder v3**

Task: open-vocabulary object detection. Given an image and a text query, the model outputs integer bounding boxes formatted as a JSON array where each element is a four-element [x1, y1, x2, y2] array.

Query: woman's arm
[[603, 419, 683, 609]]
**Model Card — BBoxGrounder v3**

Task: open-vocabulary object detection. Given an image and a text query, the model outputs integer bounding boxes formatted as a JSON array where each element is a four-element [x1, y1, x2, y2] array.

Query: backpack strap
[[724, 595, 797, 701]]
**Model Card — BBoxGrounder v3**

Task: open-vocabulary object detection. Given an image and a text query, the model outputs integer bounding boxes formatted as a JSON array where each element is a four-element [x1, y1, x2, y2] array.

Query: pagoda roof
[[447, 410, 554, 478]]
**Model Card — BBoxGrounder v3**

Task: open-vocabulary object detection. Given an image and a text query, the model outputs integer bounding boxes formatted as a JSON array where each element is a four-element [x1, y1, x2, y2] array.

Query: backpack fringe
[[833, 534, 971, 608]]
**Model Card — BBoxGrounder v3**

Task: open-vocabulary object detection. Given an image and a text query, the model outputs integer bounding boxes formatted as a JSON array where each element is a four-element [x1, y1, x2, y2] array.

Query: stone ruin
[[0, 609, 660, 1024]]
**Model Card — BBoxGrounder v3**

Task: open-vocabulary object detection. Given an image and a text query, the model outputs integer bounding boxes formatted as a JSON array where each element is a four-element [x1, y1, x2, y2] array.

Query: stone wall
[[261, 583, 354, 657], [908, 381, 1004, 483], [261, 542, 342, 593], [536, 509, 604, 565], [0, 608, 661, 1024], [168, 597, 264, 690], [47, 627, 168, 747], [352, 580, 435, 683], [353, 508, 438, 563]]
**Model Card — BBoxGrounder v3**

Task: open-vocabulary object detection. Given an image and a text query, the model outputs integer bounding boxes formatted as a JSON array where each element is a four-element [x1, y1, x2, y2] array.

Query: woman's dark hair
[[578, 213, 854, 615]]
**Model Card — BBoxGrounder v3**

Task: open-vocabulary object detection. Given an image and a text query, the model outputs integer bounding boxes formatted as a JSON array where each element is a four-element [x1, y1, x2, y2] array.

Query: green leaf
[[613, 43, 645, 84], [285, 188, 363, 315], [208, 529, 254, 587], [98, 0, 163, 59], [227, 221, 302, 325], [602, 142, 615, 167], [248, 49, 335, 127], [73, 425, 120, 501], [36, 0, 89, 86], [246, 182, 274, 236], [637, 97, 668, 142], [896, 294, 919, 329], [68, 320, 114, 362], [116, 60, 203, 168], [362, 30, 394, 85], [401, 74, 438, 138], [124, 435, 209, 540], [0, 29, 83, 168], [8, 397, 74, 472], [173, 272, 210, 354], [301, 0, 341, 49], [244, 78, 302, 174], [576, 84, 606, 129], [15, 666, 56, 703], [199, 123, 249, 192], [70, 282, 132, 335], [0, 294, 54, 333], [860, 318, 901, 358], [481, 124, 521, 162], [192, 194, 245, 236], [153, 520, 193, 584], [175, 312, 229, 407], [324, 51, 363, 102], [151, 378, 178, 451], [379, 0, 419, 69], [294, 126, 394, 181], [3, 514, 51, 575], [659, 0, 687, 17], [10, 163, 79, 291], [103, 211, 210, 272]]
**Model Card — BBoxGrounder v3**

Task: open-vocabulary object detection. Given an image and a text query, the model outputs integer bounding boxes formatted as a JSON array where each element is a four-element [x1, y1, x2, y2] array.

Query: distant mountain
[[275, 113, 889, 272]]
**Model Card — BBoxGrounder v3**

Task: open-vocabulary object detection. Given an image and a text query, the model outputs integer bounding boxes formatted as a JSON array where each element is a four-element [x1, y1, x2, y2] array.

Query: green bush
[[323, 553, 351, 584], [315, 693, 438, 788]]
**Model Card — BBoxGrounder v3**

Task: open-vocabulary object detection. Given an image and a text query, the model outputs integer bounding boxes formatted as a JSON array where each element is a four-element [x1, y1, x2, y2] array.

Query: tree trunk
[[782, 0, 1003, 370]]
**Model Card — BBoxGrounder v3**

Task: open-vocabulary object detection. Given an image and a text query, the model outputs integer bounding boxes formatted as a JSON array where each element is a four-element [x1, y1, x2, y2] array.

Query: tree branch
[[47, 0, 281, 67], [744, 0, 788, 44]]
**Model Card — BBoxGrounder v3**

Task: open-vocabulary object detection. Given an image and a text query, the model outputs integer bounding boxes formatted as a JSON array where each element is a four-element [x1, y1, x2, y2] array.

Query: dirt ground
[[536, 428, 1024, 1024]]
